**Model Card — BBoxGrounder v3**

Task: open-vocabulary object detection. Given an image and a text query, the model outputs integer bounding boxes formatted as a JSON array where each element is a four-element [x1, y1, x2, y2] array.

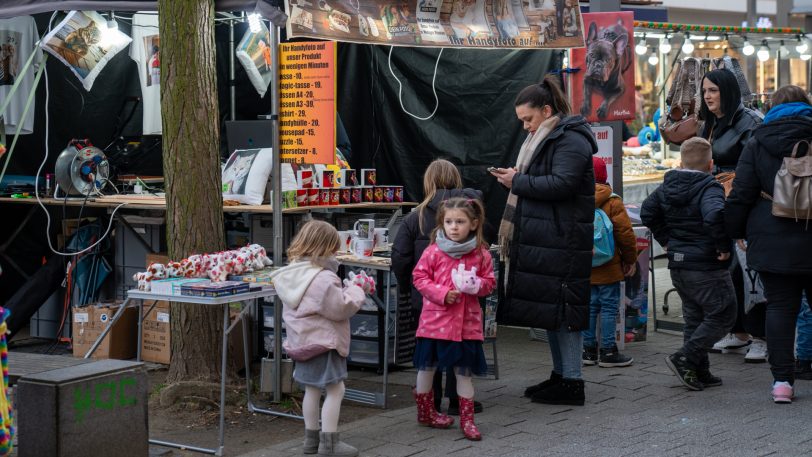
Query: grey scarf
[[435, 230, 477, 258]]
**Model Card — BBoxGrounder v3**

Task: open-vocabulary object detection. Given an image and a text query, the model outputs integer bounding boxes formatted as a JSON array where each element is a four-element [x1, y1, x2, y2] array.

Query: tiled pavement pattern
[[241, 324, 810, 457]]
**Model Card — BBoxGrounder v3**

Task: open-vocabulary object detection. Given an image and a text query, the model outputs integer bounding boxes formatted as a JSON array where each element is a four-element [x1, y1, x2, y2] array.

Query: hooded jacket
[[391, 188, 485, 311], [270, 261, 365, 361], [591, 183, 638, 285], [641, 169, 731, 270], [725, 113, 812, 275], [412, 244, 495, 341], [702, 104, 762, 171], [496, 115, 597, 331]]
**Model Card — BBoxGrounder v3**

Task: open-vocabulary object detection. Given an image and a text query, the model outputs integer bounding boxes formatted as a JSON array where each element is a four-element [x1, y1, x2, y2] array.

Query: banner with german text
[[285, 0, 585, 49]]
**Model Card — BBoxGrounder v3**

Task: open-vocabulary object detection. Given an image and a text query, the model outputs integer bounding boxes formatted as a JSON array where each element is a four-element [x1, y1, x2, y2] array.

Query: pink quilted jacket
[[412, 244, 495, 342]]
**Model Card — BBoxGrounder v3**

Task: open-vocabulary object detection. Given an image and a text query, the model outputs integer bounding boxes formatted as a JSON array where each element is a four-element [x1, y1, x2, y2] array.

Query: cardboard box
[[72, 304, 138, 360], [141, 301, 171, 364], [146, 252, 170, 268]]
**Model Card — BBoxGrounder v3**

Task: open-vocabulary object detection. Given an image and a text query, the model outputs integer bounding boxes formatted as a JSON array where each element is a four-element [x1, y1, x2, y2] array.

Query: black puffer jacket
[[725, 115, 812, 275], [496, 115, 596, 331], [640, 170, 731, 270], [391, 188, 484, 311], [702, 105, 762, 171]]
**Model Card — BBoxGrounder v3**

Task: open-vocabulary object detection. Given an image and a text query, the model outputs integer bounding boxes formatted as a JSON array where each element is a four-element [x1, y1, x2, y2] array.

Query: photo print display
[[222, 148, 274, 205], [236, 21, 273, 97], [41, 11, 132, 91]]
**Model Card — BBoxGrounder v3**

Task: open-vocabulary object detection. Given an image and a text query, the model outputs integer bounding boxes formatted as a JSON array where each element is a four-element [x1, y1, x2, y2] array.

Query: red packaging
[[373, 186, 385, 203], [319, 189, 331, 206], [361, 186, 374, 203], [329, 188, 340, 205], [394, 186, 404, 202], [339, 188, 352, 204], [351, 187, 362, 204], [297, 170, 314, 188], [296, 189, 308, 207], [307, 188, 319, 206]]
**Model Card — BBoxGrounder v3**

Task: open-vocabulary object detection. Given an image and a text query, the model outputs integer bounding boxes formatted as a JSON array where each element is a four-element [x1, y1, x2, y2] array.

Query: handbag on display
[[660, 58, 705, 145]]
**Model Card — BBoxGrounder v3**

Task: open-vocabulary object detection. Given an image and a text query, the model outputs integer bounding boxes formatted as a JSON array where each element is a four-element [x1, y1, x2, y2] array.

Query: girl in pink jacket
[[411, 198, 495, 441], [270, 221, 373, 457]]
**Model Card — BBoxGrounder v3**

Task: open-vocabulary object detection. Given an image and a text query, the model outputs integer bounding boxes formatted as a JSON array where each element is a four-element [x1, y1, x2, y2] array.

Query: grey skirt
[[293, 349, 348, 388]]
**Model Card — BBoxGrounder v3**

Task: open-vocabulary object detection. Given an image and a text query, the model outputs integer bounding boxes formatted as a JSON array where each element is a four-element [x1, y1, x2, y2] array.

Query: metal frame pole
[[270, 20, 284, 404]]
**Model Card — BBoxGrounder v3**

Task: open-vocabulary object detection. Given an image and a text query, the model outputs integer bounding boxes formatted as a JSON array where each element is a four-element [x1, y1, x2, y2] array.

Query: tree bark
[[159, 0, 226, 383]]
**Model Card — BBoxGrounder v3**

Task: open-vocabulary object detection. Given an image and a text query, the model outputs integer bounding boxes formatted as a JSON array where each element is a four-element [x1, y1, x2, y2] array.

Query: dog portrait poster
[[570, 11, 635, 122]]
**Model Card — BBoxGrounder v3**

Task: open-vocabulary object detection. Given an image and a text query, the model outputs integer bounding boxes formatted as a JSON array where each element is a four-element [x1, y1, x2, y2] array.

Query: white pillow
[[222, 148, 273, 205], [41, 11, 132, 91], [235, 23, 272, 97]]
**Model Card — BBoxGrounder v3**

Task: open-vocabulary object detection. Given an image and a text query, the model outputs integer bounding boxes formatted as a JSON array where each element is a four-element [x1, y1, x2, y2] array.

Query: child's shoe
[[303, 428, 320, 454], [530, 378, 585, 406], [665, 353, 703, 391], [317, 432, 358, 456], [598, 347, 633, 367], [413, 388, 454, 428], [582, 346, 598, 366], [523, 371, 562, 397], [447, 397, 483, 416], [772, 381, 794, 404], [458, 396, 481, 441], [744, 339, 768, 363]]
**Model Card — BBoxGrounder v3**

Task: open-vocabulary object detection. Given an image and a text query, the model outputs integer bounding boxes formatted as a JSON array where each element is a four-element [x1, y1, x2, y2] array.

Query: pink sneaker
[[772, 381, 794, 404]]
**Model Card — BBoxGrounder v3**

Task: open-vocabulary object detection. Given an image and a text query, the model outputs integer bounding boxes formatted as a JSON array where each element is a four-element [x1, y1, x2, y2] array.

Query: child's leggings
[[303, 381, 345, 432], [416, 368, 474, 399]]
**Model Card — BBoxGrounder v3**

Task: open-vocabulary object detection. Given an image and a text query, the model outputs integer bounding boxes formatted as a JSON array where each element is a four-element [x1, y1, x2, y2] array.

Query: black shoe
[[697, 369, 722, 387], [530, 378, 585, 406], [523, 371, 562, 398], [447, 399, 483, 416], [665, 353, 704, 391], [582, 346, 598, 366], [598, 347, 634, 368], [795, 359, 812, 381]]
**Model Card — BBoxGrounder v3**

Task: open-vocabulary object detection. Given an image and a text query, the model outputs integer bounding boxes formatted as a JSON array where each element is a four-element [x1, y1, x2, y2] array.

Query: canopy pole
[[229, 15, 237, 121], [270, 19, 283, 404]]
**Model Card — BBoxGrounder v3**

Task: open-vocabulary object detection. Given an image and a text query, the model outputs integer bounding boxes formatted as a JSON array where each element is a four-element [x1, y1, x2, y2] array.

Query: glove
[[450, 263, 481, 295], [343, 270, 376, 294]]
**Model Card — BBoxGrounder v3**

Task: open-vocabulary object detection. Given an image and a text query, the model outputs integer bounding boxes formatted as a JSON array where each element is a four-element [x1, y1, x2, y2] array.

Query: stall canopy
[[0, 0, 286, 23]]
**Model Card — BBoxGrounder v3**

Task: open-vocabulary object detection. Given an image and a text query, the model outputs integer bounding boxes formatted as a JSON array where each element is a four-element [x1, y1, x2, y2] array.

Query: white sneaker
[[745, 339, 768, 363], [711, 334, 752, 354]]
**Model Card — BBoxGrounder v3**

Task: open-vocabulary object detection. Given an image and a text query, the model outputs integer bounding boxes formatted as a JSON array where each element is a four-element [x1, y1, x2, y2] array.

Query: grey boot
[[317, 431, 358, 457], [303, 429, 320, 454]]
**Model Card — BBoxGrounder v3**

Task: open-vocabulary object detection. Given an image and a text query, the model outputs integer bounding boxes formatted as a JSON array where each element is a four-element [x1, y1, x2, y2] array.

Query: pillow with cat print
[[222, 148, 273, 205], [41, 11, 132, 91]]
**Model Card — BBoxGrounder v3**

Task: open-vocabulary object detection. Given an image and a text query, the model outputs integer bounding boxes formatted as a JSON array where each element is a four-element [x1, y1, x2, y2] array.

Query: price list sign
[[279, 41, 336, 165]]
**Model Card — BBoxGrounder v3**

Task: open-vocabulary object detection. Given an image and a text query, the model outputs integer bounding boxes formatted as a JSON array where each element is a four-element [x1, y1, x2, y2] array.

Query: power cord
[[387, 46, 443, 121]]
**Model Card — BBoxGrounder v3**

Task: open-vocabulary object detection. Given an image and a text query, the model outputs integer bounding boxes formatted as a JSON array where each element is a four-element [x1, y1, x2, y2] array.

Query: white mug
[[338, 230, 354, 252], [353, 219, 375, 240], [373, 227, 389, 248], [350, 237, 374, 259]]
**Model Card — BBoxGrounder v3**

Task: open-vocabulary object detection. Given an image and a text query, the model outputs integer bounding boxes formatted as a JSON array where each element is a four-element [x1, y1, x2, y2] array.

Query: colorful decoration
[[0, 308, 14, 456], [633, 21, 803, 36]]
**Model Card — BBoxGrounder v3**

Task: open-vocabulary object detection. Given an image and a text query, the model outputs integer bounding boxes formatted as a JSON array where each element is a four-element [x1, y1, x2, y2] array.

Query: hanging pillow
[[222, 148, 273, 205], [41, 11, 132, 91], [236, 22, 273, 97]]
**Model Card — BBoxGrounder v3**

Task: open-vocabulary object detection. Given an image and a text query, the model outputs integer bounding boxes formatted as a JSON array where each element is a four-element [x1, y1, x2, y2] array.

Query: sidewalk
[[239, 325, 811, 457]]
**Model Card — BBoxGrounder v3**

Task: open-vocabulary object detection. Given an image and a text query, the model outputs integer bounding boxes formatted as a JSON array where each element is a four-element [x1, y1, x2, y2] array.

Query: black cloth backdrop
[[336, 44, 557, 231], [0, 1, 284, 21]]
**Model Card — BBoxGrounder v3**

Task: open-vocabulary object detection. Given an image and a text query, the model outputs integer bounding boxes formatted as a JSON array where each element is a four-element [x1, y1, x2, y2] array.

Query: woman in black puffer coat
[[490, 75, 596, 406], [726, 85, 812, 402]]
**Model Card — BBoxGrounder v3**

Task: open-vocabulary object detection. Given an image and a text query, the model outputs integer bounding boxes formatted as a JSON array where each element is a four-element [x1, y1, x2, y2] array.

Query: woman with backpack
[[725, 84, 812, 403], [490, 75, 596, 406]]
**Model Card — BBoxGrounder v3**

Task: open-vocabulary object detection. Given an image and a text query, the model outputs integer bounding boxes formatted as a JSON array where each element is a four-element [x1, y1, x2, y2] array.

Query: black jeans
[[671, 269, 738, 368], [761, 272, 812, 383]]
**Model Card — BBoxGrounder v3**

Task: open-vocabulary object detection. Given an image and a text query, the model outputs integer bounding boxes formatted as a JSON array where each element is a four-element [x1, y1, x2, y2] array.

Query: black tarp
[[337, 44, 558, 230]]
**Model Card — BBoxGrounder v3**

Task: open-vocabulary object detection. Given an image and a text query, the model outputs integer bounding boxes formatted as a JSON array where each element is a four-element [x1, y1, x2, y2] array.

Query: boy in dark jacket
[[641, 137, 736, 391]]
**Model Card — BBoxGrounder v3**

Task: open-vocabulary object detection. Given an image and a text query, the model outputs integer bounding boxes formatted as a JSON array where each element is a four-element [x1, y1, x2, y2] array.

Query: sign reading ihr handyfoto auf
[[285, 0, 585, 49], [279, 41, 336, 165]]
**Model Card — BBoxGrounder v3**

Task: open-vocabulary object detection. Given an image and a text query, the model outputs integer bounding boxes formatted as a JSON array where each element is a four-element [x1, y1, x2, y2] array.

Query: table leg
[[84, 297, 131, 358], [382, 271, 391, 409], [218, 304, 229, 456]]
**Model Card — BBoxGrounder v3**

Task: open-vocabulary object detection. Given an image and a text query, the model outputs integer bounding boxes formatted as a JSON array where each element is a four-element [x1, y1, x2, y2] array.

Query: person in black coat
[[490, 75, 595, 406], [725, 85, 812, 402], [391, 158, 488, 415]]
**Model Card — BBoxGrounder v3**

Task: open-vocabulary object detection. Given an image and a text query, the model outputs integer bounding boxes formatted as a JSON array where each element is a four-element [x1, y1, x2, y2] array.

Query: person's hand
[[736, 239, 747, 252], [623, 262, 637, 277], [445, 290, 461, 304], [718, 251, 731, 261], [490, 167, 517, 188]]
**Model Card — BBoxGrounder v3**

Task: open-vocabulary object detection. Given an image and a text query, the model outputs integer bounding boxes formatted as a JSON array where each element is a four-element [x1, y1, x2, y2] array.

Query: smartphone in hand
[[487, 167, 498, 173]]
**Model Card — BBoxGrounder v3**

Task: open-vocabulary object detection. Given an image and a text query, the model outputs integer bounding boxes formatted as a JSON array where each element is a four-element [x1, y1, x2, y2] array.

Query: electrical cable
[[387, 46, 443, 121]]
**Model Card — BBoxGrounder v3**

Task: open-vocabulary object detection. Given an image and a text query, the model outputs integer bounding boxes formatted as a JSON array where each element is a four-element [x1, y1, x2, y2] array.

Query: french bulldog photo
[[579, 18, 632, 120]]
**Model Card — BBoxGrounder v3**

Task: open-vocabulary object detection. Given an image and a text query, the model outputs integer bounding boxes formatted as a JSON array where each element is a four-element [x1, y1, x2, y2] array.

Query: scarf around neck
[[498, 115, 561, 262], [435, 230, 478, 258]]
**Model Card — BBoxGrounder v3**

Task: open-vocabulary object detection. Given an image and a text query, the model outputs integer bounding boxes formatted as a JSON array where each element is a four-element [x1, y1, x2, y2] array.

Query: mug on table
[[353, 219, 375, 240]]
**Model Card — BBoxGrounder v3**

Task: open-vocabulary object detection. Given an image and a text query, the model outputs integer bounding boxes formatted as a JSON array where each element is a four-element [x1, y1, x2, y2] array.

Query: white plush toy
[[343, 270, 376, 294], [451, 263, 481, 295]]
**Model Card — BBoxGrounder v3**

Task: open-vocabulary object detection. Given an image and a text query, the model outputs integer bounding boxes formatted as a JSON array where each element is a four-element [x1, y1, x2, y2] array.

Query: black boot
[[523, 371, 562, 398], [530, 378, 585, 406], [795, 359, 812, 381]]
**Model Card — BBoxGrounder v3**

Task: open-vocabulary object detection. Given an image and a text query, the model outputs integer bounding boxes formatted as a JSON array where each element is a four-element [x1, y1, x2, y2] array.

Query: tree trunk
[[159, 0, 226, 383]]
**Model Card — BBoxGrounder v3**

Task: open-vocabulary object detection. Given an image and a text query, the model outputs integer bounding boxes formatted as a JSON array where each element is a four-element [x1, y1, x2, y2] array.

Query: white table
[[86, 288, 276, 456]]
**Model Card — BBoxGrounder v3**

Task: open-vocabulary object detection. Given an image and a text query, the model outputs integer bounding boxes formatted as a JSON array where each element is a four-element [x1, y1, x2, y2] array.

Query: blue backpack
[[592, 205, 615, 267]]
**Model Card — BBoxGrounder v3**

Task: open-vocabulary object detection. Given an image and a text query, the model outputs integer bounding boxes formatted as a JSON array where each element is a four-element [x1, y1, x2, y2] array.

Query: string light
[[636, 34, 648, 55], [682, 34, 694, 54], [742, 38, 755, 56], [801, 53, 812, 61], [648, 49, 659, 66], [757, 41, 770, 62], [659, 34, 672, 54], [779, 40, 789, 57], [796, 36, 808, 54]]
